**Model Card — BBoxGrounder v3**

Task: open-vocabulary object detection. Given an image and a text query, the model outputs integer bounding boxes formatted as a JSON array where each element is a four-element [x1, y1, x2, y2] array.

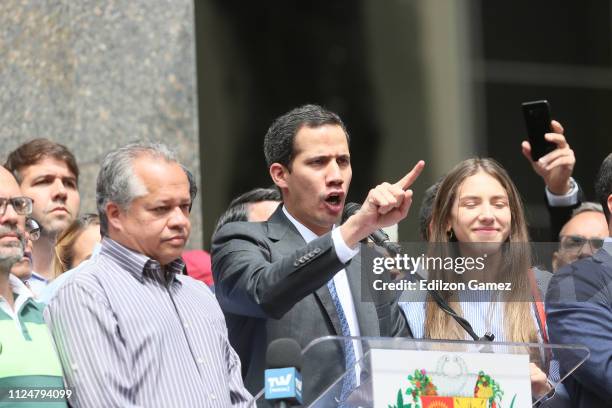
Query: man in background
[[9, 218, 40, 286], [185, 187, 281, 288], [546, 152, 612, 408], [552, 202, 609, 272], [4, 139, 80, 294], [213, 187, 281, 234]]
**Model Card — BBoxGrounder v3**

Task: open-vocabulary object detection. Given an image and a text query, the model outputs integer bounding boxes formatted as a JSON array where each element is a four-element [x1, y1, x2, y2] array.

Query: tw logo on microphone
[[264, 367, 303, 403], [268, 373, 292, 387]]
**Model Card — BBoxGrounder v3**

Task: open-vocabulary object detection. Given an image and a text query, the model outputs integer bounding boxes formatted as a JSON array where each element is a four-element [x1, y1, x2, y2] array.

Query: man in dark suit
[[212, 104, 423, 404], [546, 152, 612, 407]]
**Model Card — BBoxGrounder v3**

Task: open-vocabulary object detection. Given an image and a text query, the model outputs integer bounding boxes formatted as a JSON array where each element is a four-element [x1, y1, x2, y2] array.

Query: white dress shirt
[[282, 206, 363, 382]]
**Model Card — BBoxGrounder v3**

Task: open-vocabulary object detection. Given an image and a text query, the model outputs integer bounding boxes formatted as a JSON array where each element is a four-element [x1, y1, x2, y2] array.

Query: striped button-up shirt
[[44, 237, 252, 407]]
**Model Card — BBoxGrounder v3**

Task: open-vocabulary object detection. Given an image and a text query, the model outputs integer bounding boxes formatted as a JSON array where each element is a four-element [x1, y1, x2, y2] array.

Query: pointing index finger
[[394, 160, 425, 191]]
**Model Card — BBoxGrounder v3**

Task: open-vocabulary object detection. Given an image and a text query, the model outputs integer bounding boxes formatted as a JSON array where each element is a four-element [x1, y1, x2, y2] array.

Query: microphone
[[342, 202, 402, 255], [264, 338, 303, 407]]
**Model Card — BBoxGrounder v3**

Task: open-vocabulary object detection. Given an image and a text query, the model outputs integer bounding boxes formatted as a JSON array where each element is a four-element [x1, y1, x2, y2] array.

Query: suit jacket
[[545, 181, 584, 241], [212, 206, 410, 404], [545, 244, 612, 408]]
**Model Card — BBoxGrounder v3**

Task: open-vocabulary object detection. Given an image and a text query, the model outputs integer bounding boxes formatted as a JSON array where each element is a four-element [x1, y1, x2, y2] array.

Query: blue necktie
[[327, 278, 357, 403]]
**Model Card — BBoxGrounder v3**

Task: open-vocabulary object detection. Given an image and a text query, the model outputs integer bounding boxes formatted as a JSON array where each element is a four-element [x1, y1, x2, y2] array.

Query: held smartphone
[[521, 100, 557, 161]]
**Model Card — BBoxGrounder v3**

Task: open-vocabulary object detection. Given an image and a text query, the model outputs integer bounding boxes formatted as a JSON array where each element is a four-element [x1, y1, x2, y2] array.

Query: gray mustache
[[0, 226, 26, 249]]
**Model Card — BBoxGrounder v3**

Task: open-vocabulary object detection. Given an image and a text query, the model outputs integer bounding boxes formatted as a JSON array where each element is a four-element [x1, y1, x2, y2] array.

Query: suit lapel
[[266, 206, 344, 334], [266, 205, 294, 242], [266, 205, 372, 337]]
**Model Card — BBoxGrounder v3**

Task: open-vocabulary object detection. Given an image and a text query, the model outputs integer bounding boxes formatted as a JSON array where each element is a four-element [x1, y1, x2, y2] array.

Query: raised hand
[[340, 160, 425, 247], [521, 120, 575, 195]]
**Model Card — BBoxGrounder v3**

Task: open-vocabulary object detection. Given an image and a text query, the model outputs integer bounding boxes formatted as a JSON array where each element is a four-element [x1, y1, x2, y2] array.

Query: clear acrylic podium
[[253, 336, 589, 407]]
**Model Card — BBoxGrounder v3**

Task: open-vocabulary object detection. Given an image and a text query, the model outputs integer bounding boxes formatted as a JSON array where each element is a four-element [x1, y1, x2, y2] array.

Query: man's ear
[[269, 163, 289, 190], [105, 202, 124, 232], [608, 194, 612, 219], [552, 251, 560, 273]]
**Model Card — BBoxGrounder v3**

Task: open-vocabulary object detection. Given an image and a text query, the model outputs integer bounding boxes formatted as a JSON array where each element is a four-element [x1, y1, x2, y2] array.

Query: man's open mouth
[[324, 192, 344, 206]]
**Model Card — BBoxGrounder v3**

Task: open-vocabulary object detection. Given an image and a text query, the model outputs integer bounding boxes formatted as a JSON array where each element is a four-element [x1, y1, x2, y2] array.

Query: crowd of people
[[0, 104, 610, 407]]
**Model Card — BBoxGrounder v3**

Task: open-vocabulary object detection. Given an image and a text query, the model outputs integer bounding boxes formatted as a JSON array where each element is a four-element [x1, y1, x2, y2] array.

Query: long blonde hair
[[424, 158, 538, 344]]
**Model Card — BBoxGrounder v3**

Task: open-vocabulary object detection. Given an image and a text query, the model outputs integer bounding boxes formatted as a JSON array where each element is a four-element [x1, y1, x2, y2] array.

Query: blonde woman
[[401, 158, 553, 398]]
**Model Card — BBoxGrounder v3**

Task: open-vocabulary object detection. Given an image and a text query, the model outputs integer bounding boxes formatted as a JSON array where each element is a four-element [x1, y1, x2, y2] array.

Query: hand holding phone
[[522, 100, 557, 161], [520, 101, 576, 195]]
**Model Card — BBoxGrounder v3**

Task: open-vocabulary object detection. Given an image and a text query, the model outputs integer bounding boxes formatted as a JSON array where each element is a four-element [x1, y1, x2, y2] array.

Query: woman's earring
[[447, 229, 455, 241]]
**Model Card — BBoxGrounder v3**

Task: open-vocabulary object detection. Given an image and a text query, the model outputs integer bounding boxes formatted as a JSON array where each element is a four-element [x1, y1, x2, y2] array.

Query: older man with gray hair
[[0, 167, 67, 406], [45, 143, 251, 407], [552, 201, 609, 272]]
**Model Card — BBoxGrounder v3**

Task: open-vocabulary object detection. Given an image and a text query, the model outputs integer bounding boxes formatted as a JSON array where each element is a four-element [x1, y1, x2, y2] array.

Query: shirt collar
[[282, 206, 319, 244], [0, 274, 38, 316], [604, 237, 612, 256], [9, 274, 33, 300], [100, 237, 185, 285], [29, 271, 48, 283]]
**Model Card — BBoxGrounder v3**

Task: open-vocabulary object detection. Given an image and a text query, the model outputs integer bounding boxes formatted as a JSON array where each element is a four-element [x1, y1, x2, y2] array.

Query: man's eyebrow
[[155, 197, 192, 204], [305, 155, 331, 161], [29, 174, 55, 184], [306, 153, 350, 160], [31, 173, 77, 181]]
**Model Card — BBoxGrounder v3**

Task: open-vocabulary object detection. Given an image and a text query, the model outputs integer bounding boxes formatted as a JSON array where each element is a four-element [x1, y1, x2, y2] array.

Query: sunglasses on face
[[559, 235, 605, 252], [0, 196, 33, 216]]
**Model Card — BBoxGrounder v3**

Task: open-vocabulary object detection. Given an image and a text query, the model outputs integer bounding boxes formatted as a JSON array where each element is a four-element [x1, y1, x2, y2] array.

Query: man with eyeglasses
[[546, 153, 612, 408], [4, 139, 80, 295], [0, 167, 67, 406], [552, 202, 609, 272]]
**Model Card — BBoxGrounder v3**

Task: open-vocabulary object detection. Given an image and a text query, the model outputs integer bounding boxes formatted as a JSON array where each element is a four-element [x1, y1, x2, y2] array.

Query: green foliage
[[405, 368, 436, 398], [387, 387, 415, 408], [475, 371, 504, 404]]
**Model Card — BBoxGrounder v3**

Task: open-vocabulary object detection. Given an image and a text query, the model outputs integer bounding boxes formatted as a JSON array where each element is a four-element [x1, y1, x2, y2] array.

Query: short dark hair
[[214, 187, 281, 234], [263, 104, 349, 169], [595, 153, 612, 223], [419, 181, 440, 241], [4, 138, 79, 183]]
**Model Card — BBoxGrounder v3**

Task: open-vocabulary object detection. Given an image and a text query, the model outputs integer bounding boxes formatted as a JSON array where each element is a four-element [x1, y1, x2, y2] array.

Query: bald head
[[0, 166, 17, 187], [559, 210, 609, 239], [0, 167, 27, 273], [553, 209, 609, 272]]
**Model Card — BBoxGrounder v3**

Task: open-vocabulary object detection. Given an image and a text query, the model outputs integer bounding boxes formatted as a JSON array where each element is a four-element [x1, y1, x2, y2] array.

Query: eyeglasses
[[0, 197, 33, 216], [26, 218, 41, 241], [559, 235, 605, 252]]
